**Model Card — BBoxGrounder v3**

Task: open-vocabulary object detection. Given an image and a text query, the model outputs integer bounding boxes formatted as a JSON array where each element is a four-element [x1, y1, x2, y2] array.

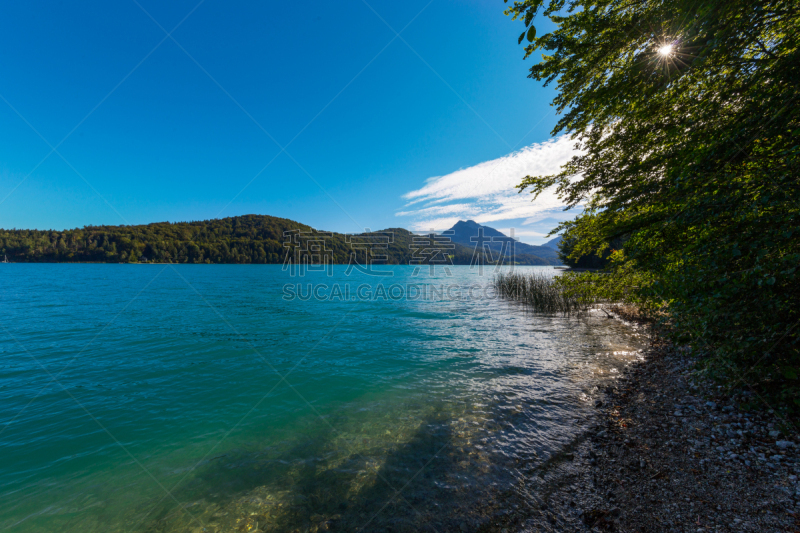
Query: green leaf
[[506, 0, 799, 409]]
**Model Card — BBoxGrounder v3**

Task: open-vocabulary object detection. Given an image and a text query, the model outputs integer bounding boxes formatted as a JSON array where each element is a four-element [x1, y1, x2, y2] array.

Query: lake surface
[[0, 265, 645, 532]]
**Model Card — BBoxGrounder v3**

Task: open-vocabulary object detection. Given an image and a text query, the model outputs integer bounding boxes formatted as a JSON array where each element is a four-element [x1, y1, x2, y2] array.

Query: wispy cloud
[[396, 136, 581, 237]]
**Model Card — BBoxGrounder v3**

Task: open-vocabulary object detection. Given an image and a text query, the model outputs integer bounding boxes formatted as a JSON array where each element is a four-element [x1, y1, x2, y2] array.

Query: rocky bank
[[498, 338, 800, 532]]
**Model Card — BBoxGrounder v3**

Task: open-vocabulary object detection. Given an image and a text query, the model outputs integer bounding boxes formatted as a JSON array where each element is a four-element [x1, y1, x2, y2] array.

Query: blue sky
[[0, 0, 579, 244]]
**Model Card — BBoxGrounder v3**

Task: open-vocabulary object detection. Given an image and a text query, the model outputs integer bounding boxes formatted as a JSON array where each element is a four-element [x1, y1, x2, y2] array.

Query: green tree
[[507, 0, 800, 400]]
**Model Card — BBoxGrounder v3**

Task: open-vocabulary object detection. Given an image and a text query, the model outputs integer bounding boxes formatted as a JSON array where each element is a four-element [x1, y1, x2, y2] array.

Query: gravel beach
[[497, 336, 800, 532]]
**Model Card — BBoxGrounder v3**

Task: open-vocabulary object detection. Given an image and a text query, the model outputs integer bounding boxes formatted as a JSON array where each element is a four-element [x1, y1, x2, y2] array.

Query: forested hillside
[[0, 215, 558, 265]]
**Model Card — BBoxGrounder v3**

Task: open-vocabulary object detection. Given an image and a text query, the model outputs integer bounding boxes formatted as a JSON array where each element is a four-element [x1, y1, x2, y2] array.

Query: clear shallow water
[[0, 265, 645, 532]]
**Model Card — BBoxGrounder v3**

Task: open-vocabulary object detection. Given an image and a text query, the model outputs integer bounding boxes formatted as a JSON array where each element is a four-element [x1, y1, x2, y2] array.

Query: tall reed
[[493, 271, 595, 315]]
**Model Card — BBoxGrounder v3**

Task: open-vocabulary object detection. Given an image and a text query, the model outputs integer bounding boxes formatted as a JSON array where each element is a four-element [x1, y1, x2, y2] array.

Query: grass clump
[[493, 271, 595, 315]]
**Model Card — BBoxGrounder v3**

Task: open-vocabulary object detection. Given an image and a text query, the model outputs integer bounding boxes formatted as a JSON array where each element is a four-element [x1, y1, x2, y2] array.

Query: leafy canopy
[[506, 0, 800, 401]]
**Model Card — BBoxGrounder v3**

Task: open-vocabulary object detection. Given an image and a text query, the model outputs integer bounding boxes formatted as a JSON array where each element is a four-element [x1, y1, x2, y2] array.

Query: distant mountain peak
[[543, 235, 562, 250], [449, 220, 505, 237], [451, 219, 480, 230], [445, 220, 560, 263]]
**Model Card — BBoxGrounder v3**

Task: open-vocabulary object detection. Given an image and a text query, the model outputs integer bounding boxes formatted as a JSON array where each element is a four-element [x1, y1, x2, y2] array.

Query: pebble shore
[[501, 337, 800, 532]]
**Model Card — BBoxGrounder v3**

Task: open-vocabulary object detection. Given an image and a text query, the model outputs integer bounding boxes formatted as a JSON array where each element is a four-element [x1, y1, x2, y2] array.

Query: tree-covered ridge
[[0, 215, 306, 264], [0, 215, 559, 265]]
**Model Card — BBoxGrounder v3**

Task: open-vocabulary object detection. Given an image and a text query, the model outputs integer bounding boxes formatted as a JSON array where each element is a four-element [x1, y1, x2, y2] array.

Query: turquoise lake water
[[0, 265, 645, 532]]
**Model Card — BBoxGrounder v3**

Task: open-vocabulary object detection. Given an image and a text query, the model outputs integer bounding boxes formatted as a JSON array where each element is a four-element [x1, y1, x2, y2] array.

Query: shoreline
[[495, 327, 800, 532]]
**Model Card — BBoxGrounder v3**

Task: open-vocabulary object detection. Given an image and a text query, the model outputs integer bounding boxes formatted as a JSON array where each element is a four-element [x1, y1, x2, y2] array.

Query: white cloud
[[495, 228, 552, 239], [394, 203, 474, 218], [396, 136, 581, 240]]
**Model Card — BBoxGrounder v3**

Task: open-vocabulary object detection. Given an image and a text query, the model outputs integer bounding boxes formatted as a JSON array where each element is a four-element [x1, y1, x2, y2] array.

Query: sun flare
[[658, 44, 673, 56]]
